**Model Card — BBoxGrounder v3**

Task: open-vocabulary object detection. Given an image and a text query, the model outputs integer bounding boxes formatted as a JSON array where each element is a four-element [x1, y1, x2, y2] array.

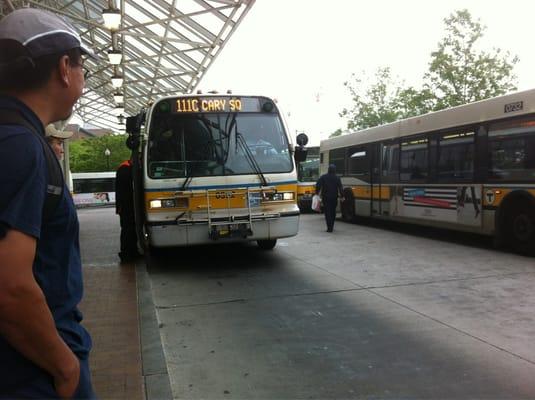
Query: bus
[[71, 172, 116, 207], [296, 146, 319, 211], [319, 89, 535, 255], [126, 94, 307, 250]]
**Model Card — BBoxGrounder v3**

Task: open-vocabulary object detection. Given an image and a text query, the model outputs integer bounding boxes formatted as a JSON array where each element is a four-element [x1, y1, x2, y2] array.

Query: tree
[[329, 128, 343, 138], [69, 134, 131, 172], [340, 68, 433, 130], [341, 9, 518, 130], [424, 9, 518, 110]]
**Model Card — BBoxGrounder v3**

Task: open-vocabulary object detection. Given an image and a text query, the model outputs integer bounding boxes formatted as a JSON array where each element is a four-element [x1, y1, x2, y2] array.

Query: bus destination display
[[174, 97, 262, 113]]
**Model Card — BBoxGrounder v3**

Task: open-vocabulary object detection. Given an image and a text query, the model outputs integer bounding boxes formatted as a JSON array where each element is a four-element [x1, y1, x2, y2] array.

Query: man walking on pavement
[[316, 164, 344, 232], [0, 8, 96, 399], [115, 159, 140, 262]]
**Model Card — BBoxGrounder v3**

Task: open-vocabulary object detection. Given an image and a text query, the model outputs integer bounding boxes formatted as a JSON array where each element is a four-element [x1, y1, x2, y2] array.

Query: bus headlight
[[150, 197, 189, 209], [262, 191, 295, 202], [162, 199, 176, 208], [150, 200, 162, 209]]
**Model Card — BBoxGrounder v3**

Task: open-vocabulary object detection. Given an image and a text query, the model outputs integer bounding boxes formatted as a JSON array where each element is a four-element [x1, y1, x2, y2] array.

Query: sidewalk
[[79, 261, 144, 400], [77, 207, 172, 400]]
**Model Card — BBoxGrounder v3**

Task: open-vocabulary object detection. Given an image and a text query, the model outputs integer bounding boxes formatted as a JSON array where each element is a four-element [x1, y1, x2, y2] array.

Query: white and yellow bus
[[296, 146, 319, 212], [71, 172, 115, 207], [126, 94, 306, 250], [320, 89, 535, 255]]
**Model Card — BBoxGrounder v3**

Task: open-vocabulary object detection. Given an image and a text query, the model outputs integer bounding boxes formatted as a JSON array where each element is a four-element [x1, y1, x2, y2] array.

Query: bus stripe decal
[[403, 187, 457, 209], [144, 180, 298, 192]]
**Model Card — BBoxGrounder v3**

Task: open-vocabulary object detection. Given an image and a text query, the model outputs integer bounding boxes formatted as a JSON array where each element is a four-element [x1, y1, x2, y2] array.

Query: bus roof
[[320, 88, 535, 151]]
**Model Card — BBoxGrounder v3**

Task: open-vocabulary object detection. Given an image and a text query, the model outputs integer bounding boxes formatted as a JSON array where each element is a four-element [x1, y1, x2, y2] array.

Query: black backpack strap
[[0, 109, 64, 221]]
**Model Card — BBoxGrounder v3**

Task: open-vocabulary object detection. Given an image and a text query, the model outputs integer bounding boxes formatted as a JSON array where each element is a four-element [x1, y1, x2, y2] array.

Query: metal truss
[[1, 0, 255, 131]]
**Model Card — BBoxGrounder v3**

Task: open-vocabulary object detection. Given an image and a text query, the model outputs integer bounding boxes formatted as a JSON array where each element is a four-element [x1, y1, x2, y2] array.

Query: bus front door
[[370, 143, 382, 217]]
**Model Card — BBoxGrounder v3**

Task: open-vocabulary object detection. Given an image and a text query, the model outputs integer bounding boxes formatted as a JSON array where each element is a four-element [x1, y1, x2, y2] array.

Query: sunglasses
[[71, 58, 90, 80]]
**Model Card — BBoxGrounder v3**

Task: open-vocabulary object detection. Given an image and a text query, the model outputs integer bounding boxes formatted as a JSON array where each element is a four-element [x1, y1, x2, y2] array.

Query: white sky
[[200, 0, 535, 146]]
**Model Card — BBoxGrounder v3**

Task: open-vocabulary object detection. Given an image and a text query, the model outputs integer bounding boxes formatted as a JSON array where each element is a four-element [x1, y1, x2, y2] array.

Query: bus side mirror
[[296, 133, 308, 147], [126, 135, 139, 150], [126, 116, 139, 134], [126, 111, 146, 135], [294, 146, 308, 163]]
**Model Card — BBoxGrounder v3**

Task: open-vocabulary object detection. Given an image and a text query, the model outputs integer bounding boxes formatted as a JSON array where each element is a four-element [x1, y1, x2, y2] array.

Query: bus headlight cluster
[[150, 197, 189, 209], [262, 191, 295, 202]]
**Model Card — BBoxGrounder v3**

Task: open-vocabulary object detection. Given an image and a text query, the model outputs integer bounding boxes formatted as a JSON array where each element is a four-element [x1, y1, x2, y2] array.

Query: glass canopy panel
[[0, 0, 255, 131]]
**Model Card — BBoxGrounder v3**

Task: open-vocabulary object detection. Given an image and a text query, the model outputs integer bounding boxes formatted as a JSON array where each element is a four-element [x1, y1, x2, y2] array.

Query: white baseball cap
[[45, 124, 73, 139]]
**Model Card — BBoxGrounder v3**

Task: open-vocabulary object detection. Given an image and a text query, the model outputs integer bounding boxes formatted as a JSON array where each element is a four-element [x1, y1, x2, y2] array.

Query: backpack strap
[[0, 109, 64, 221]]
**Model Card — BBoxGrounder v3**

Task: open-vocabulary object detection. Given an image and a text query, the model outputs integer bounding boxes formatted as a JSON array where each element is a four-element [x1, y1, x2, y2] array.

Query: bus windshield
[[298, 158, 319, 182], [148, 113, 292, 178]]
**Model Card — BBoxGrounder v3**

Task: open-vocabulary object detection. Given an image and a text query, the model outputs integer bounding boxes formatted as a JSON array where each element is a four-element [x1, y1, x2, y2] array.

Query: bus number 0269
[[215, 191, 236, 199]]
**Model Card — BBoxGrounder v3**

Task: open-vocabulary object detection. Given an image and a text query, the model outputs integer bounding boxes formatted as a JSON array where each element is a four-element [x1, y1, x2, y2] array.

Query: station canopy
[[0, 0, 255, 131]]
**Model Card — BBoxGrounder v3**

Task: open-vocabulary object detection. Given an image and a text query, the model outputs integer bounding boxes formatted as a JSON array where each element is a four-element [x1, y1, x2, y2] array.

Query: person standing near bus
[[45, 124, 73, 160], [116, 159, 140, 262], [316, 164, 344, 232], [0, 9, 96, 399]]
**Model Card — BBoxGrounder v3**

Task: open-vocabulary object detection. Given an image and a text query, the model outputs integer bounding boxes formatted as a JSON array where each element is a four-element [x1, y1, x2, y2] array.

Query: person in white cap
[[45, 124, 74, 160], [0, 7, 96, 400]]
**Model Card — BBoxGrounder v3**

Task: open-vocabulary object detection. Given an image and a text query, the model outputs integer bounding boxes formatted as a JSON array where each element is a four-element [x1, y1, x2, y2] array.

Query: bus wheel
[[505, 200, 535, 255], [257, 239, 277, 250], [341, 189, 355, 222]]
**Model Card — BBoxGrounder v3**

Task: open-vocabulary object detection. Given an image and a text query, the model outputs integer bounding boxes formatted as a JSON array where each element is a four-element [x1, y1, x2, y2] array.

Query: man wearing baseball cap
[[0, 7, 96, 399]]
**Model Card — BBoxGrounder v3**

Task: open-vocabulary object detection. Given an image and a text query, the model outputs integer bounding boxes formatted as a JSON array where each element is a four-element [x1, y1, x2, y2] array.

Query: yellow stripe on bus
[[145, 184, 297, 212], [297, 184, 316, 196], [351, 185, 391, 200]]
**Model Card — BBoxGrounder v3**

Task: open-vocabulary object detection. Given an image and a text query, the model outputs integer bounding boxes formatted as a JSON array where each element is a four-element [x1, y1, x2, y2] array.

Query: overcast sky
[[200, 0, 535, 146]]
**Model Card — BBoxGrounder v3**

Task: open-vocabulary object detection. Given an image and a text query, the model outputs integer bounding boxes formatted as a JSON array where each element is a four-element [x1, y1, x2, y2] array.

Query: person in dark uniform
[[316, 164, 344, 232], [115, 159, 140, 262]]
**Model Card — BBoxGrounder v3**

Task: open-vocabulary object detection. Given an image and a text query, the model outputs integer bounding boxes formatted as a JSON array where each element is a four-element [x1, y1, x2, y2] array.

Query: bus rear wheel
[[504, 200, 535, 255], [257, 239, 277, 250], [341, 189, 355, 222]]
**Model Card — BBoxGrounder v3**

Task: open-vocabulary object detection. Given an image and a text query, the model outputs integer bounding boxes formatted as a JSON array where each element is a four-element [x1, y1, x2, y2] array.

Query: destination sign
[[173, 97, 265, 113]]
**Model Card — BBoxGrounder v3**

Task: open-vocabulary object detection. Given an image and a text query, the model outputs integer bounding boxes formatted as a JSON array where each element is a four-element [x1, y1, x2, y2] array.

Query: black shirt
[[316, 172, 343, 200]]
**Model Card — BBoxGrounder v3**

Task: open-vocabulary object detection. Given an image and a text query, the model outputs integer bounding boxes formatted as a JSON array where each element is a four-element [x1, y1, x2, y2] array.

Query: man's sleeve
[[115, 167, 122, 213], [315, 176, 322, 195], [0, 131, 46, 239]]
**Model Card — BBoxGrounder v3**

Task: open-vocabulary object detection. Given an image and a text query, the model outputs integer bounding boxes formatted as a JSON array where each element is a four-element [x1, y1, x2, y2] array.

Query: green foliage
[[341, 9, 518, 131], [329, 128, 343, 138], [424, 9, 518, 109], [69, 134, 131, 172], [340, 68, 435, 130]]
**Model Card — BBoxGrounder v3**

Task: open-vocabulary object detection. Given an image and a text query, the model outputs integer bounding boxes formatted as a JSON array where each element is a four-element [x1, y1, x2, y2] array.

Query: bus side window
[[381, 142, 399, 183], [329, 148, 346, 175], [488, 118, 535, 181], [437, 131, 475, 181], [400, 136, 428, 181], [347, 146, 369, 180]]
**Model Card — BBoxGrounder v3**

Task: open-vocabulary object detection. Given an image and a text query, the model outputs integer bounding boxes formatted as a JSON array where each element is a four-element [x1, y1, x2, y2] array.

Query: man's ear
[[57, 55, 71, 87]]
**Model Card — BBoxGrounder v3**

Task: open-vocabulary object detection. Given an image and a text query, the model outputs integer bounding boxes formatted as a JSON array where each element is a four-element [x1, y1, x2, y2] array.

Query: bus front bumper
[[146, 211, 300, 247]]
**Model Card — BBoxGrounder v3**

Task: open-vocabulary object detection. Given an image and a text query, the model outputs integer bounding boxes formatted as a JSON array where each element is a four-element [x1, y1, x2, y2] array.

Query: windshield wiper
[[180, 174, 192, 191], [233, 124, 268, 187]]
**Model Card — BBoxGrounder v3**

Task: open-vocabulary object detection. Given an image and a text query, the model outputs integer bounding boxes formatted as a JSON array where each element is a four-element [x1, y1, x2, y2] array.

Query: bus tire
[[257, 239, 277, 250], [341, 188, 355, 222], [502, 198, 535, 255]]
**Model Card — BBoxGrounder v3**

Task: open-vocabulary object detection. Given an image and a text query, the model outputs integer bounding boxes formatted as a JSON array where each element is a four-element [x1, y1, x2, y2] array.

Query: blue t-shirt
[[0, 96, 91, 391]]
